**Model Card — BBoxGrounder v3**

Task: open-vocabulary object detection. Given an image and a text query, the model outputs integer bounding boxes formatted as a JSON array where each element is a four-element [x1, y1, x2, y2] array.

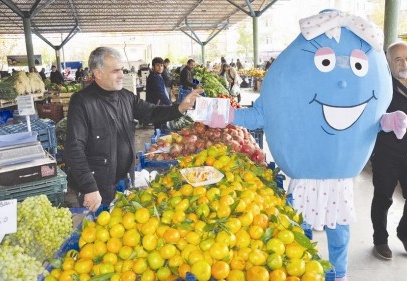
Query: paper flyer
[[190, 97, 230, 123]]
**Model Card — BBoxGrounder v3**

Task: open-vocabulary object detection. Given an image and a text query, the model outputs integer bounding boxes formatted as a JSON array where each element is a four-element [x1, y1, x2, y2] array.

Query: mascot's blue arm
[[233, 95, 265, 129]]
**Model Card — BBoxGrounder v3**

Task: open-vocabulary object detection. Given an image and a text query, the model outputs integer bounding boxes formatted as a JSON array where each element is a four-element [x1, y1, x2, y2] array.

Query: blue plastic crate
[[177, 87, 192, 103], [137, 151, 178, 172], [267, 162, 286, 189], [0, 118, 57, 156], [0, 109, 13, 125], [248, 128, 263, 149]]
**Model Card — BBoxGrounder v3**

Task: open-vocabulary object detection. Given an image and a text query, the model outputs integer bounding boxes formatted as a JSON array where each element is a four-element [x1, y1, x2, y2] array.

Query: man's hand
[[178, 90, 203, 113], [381, 111, 407, 139], [83, 191, 102, 212]]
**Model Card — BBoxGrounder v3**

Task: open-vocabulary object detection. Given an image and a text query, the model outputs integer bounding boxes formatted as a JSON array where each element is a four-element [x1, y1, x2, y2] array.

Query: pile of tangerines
[[48, 144, 331, 281]]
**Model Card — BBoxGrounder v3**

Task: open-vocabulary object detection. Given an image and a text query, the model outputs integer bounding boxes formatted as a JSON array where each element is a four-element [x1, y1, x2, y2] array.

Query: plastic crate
[[177, 87, 192, 103], [0, 168, 67, 206], [0, 118, 57, 156], [248, 128, 264, 149], [137, 151, 178, 172]]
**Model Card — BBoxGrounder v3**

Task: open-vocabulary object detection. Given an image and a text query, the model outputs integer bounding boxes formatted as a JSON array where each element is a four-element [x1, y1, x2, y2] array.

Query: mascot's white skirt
[[287, 178, 356, 231]]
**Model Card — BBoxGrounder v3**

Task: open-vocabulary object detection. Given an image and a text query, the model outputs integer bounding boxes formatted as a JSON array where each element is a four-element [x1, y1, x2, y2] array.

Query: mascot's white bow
[[299, 10, 383, 51]]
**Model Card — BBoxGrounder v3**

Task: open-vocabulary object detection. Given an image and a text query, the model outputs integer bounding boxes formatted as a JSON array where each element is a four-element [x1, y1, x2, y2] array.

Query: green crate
[[0, 168, 67, 205]]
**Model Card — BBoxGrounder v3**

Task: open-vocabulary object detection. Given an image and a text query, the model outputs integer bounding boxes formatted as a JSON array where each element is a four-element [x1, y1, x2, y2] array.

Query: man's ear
[[93, 68, 101, 79]]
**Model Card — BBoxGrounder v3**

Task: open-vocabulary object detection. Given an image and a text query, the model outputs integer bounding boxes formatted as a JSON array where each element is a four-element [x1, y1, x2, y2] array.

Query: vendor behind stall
[[64, 47, 202, 212]]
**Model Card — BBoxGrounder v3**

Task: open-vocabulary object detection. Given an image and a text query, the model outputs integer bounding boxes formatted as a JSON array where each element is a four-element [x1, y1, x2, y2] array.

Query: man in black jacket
[[180, 59, 199, 91], [50, 65, 64, 85], [146, 57, 172, 132], [65, 47, 201, 211], [162, 58, 175, 100], [371, 41, 407, 260]]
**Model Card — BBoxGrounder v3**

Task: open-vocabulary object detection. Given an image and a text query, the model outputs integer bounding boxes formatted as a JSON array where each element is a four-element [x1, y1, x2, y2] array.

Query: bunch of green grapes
[[0, 244, 46, 281], [2, 195, 73, 262]]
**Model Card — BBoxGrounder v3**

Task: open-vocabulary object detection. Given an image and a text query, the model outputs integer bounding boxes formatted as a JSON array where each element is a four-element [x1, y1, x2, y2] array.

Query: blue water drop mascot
[[206, 10, 407, 281]]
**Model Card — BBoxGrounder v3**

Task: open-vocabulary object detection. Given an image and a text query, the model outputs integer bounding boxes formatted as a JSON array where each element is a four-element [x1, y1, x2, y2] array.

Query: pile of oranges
[[238, 68, 266, 79], [48, 144, 331, 281]]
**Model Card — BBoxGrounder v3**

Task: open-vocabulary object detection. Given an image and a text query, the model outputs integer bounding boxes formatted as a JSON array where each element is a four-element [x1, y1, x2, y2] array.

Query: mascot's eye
[[314, 47, 336, 72], [350, 49, 368, 77]]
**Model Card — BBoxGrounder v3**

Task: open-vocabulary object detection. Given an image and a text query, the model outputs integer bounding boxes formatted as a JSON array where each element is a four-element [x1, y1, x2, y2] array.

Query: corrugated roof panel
[[0, 0, 277, 34]]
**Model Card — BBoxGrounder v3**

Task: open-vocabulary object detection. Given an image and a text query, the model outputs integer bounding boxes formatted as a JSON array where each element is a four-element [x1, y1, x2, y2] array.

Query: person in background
[[146, 57, 172, 131], [371, 41, 407, 260], [236, 59, 243, 70], [220, 56, 227, 72], [50, 65, 64, 85], [29, 66, 38, 73], [75, 67, 84, 82], [162, 58, 175, 101], [264, 57, 275, 70], [180, 59, 200, 91], [83, 67, 89, 78], [64, 47, 202, 212], [39, 68, 46, 81], [220, 63, 243, 103], [219, 63, 230, 89]]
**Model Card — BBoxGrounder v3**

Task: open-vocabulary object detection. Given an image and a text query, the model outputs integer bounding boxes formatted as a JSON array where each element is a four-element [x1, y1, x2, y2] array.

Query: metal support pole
[[55, 49, 61, 72], [383, 0, 400, 50], [23, 16, 35, 69], [253, 15, 259, 68], [201, 43, 205, 65], [61, 33, 66, 72]]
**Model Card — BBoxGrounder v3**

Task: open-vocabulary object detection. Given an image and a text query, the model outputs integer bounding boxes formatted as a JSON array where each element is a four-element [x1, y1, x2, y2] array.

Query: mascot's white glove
[[380, 111, 407, 139], [204, 106, 235, 128]]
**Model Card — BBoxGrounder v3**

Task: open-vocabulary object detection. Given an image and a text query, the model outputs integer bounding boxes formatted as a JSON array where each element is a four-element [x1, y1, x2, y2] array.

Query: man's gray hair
[[88, 47, 123, 71], [386, 41, 407, 62]]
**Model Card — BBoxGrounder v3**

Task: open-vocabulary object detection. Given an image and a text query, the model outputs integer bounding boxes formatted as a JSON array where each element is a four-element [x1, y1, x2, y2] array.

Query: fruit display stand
[[0, 195, 74, 281], [47, 144, 336, 281], [143, 123, 267, 167]]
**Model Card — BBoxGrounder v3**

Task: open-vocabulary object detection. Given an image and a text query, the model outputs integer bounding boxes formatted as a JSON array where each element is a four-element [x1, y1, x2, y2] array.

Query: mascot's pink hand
[[203, 106, 235, 128], [380, 111, 407, 139]]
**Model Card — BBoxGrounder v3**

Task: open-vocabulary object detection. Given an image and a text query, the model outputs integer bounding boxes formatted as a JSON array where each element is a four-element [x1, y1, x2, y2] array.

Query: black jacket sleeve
[[162, 68, 173, 87], [130, 93, 182, 124], [64, 93, 99, 194]]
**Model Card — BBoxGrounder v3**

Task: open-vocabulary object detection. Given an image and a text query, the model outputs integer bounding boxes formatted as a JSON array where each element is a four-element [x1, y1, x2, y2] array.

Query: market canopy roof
[[0, 0, 279, 36]]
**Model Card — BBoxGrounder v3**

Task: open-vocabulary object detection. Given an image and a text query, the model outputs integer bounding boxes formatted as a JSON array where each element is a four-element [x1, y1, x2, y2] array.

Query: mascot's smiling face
[[261, 27, 392, 179]]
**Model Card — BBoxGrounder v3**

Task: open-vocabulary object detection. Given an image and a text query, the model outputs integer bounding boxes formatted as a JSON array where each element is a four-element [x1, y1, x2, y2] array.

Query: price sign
[[16, 95, 35, 116], [0, 199, 17, 243]]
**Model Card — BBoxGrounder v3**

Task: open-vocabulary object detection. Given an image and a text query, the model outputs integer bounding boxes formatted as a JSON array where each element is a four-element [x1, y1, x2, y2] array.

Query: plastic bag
[[230, 84, 240, 96]]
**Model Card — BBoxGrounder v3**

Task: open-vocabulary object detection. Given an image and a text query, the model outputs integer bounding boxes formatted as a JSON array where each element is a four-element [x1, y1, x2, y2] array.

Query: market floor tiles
[[64, 88, 407, 280]]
